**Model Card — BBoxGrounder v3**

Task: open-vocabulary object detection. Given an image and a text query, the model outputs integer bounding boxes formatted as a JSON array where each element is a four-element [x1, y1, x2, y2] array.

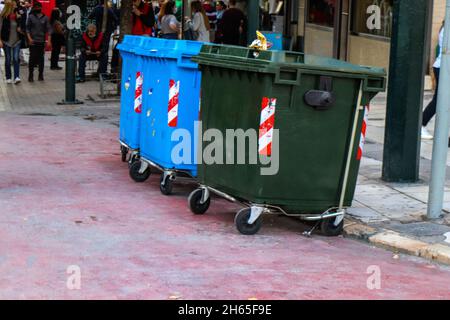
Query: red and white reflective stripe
[[168, 79, 180, 127], [134, 72, 143, 114], [357, 105, 370, 161], [258, 97, 277, 156]]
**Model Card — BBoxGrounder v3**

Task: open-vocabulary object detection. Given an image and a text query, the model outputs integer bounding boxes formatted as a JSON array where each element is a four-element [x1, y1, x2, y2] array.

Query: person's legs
[[28, 45, 38, 81], [98, 52, 107, 76], [110, 43, 119, 74], [37, 44, 45, 80], [423, 67, 440, 127], [3, 44, 12, 81], [12, 44, 21, 80], [50, 44, 58, 68], [50, 35, 63, 69], [101, 32, 112, 73], [78, 52, 87, 81]]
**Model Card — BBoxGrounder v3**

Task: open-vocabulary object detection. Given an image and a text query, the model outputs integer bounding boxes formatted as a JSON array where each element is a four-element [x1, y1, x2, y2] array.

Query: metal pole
[[427, 1, 450, 219], [339, 82, 363, 210], [60, 0, 83, 105]]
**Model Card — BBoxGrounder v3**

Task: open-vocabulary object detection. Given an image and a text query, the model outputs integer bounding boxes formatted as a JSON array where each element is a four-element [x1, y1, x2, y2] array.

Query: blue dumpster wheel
[[234, 208, 262, 236], [188, 189, 210, 215], [320, 216, 344, 237], [120, 146, 128, 162], [160, 174, 173, 196], [128, 154, 140, 168], [129, 160, 151, 183]]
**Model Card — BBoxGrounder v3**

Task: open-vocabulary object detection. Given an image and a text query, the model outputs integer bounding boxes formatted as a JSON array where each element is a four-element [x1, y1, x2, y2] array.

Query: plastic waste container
[[189, 44, 386, 236], [128, 39, 203, 195], [117, 36, 148, 163]]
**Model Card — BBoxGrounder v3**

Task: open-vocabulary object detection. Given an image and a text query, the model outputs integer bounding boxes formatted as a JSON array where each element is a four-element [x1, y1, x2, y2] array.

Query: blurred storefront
[[257, 0, 394, 69], [257, 0, 445, 86]]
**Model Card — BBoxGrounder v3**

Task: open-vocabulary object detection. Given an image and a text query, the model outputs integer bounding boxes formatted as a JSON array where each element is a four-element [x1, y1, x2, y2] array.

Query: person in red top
[[132, 0, 156, 36], [77, 24, 106, 82]]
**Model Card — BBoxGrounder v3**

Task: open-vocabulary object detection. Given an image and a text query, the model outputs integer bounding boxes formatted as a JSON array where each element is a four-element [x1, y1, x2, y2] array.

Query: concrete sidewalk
[[344, 93, 450, 265], [0, 52, 117, 114]]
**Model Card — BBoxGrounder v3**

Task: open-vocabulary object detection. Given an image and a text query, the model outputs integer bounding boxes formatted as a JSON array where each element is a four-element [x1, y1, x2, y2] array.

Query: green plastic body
[[193, 45, 386, 214]]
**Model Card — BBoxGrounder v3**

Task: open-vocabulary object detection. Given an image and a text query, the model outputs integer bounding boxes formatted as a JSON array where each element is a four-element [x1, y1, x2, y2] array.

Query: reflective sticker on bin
[[168, 79, 180, 127], [357, 105, 370, 161], [258, 97, 277, 156], [134, 72, 143, 114], [124, 75, 131, 91]]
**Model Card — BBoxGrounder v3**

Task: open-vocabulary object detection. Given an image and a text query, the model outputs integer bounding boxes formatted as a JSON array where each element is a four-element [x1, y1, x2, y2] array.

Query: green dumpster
[[188, 45, 386, 236]]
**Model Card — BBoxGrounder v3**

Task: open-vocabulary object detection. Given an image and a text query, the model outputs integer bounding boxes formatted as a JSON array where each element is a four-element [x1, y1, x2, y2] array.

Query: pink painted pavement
[[0, 114, 449, 299]]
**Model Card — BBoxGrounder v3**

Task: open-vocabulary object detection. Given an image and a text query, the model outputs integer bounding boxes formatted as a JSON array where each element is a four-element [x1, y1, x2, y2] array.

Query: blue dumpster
[[129, 39, 203, 195], [117, 36, 159, 164]]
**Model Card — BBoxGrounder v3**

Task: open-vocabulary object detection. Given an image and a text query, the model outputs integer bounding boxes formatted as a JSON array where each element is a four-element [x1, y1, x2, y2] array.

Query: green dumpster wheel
[[160, 174, 173, 196], [320, 216, 344, 237], [234, 208, 262, 236], [120, 145, 128, 163], [129, 160, 151, 183], [188, 189, 210, 215]]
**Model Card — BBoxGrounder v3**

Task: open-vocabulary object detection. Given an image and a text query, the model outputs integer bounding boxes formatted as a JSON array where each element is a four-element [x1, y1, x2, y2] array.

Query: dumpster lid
[[195, 44, 305, 64], [134, 39, 204, 59], [117, 35, 147, 53], [193, 44, 386, 78]]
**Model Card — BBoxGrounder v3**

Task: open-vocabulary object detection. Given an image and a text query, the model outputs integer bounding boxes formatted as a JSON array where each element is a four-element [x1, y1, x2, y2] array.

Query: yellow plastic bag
[[249, 31, 268, 51]]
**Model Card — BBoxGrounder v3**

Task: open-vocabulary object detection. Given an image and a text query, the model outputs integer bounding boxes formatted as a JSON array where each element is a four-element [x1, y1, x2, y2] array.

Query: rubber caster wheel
[[160, 174, 173, 195], [188, 189, 210, 215], [129, 160, 150, 183], [128, 154, 140, 168], [234, 208, 262, 235], [320, 216, 344, 237], [120, 146, 128, 162]]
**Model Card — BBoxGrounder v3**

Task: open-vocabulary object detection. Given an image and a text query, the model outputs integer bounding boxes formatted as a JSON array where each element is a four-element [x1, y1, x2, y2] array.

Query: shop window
[[307, 0, 336, 28], [351, 0, 393, 38]]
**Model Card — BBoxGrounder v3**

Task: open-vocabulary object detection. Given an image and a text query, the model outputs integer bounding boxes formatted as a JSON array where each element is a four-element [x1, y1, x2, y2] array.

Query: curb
[[343, 220, 450, 266]]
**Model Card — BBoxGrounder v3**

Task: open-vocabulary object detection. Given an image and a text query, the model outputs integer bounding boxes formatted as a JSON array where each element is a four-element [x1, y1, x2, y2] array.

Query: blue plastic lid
[[134, 39, 204, 59], [117, 35, 146, 53]]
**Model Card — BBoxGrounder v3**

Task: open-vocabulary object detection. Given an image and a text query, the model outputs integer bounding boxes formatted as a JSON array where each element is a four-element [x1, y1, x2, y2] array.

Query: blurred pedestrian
[[0, 0, 24, 84], [89, 0, 119, 71], [215, 1, 226, 21], [158, 0, 180, 40], [50, 6, 64, 70], [154, 0, 165, 35], [217, 0, 245, 46], [202, 0, 215, 41], [18, 0, 32, 64], [186, 0, 210, 42], [422, 22, 444, 140], [26, 1, 51, 82], [132, 0, 155, 36], [214, 1, 226, 43], [77, 24, 106, 83]]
